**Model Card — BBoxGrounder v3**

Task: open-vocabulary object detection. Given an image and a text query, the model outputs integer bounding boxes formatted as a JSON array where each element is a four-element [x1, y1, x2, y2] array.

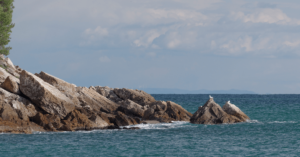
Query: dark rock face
[[91, 86, 122, 103], [0, 88, 45, 133], [144, 101, 192, 122], [190, 98, 249, 124], [114, 88, 156, 106]]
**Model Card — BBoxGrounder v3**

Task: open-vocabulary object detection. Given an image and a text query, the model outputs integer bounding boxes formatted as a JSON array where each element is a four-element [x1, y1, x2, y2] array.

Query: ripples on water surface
[[1, 94, 300, 156]]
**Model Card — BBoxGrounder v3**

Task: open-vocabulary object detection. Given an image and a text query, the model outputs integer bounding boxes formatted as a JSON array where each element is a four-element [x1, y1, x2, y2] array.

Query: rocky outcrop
[[0, 56, 20, 78], [113, 111, 141, 126], [76, 87, 119, 113], [118, 99, 148, 118], [1, 76, 20, 94], [0, 56, 217, 133], [0, 67, 20, 84], [144, 101, 192, 122], [36, 71, 80, 106], [91, 86, 122, 103], [20, 70, 76, 118], [222, 101, 250, 121], [114, 88, 156, 106], [0, 88, 45, 133], [190, 98, 249, 124], [0, 88, 37, 121]]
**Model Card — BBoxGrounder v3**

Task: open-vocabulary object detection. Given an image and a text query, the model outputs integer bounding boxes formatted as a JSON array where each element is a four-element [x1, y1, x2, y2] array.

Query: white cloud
[[221, 36, 253, 54], [233, 9, 300, 25], [146, 52, 156, 57], [284, 40, 300, 47], [99, 56, 111, 63], [133, 30, 163, 47], [84, 26, 108, 36]]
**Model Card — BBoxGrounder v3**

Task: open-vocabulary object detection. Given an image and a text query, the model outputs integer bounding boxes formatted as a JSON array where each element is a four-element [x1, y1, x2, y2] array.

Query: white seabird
[[209, 95, 213, 99]]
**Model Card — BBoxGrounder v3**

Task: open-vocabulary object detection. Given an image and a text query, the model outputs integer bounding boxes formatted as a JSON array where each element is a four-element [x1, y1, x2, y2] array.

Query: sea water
[[0, 94, 300, 156]]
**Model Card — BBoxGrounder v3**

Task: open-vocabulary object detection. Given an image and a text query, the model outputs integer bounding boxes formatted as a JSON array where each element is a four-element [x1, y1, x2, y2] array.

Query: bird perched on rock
[[209, 95, 213, 99]]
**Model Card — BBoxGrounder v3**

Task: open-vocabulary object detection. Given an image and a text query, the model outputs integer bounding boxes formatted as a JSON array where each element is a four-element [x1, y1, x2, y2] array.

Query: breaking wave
[[123, 121, 192, 130]]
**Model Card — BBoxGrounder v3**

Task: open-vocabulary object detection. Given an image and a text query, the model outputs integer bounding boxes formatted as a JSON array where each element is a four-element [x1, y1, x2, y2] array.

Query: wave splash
[[123, 121, 191, 130]]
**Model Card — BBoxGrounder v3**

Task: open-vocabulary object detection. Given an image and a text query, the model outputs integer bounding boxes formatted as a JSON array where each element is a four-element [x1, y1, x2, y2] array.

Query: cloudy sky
[[9, 0, 300, 94]]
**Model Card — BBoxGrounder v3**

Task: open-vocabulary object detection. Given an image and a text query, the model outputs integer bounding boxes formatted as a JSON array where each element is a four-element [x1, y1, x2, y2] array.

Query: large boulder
[[222, 101, 250, 121], [61, 109, 109, 131], [190, 98, 248, 124], [0, 88, 37, 121], [76, 87, 119, 113], [114, 88, 156, 106], [144, 101, 192, 122], [0, 88, 45, 133], [36, 71, 80, 106], [19, 70, 76, 118], [31, 113, 63, 131], [91, 86, 122, 103], [118, 99, 148, 118], [113, 111, 141, 126], [1, 76, 20, 94], [165, 101, 192, 121]]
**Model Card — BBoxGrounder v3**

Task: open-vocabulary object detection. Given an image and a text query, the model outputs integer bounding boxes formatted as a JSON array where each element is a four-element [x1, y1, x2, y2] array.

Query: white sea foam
[[268, 121, 297, 124], [246, 120, 262, 124], [123, 121, 191, 130]]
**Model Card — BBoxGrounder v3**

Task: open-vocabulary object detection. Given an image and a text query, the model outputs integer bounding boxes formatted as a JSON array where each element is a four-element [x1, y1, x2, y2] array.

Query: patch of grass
[[0, 65, 7, 70]]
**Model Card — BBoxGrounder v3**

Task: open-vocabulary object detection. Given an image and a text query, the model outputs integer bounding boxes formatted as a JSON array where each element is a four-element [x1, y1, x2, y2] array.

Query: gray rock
[[36, 71, 80, 106], [222, 101, 250, 121], [190, 98, 248, 124], [119, 99, 148, 118], [0, 67, 19, 84], [20, 70, 76, 118], [76, 87, 119, 113]]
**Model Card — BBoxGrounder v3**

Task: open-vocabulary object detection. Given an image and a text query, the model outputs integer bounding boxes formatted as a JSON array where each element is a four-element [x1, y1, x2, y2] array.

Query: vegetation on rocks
[[0, 0, 14, 56]]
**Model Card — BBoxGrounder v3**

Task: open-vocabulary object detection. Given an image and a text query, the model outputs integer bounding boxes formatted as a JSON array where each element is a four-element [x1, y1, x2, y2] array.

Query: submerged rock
[[190, 98, 249, 124]]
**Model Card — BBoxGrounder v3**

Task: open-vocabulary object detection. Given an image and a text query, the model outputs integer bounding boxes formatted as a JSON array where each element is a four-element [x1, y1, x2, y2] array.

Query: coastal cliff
[[0, 55, 249, 133]]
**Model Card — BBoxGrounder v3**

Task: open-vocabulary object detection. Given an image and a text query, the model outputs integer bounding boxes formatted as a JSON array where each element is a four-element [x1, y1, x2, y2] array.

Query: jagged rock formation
[[20, 70, 76, 118], [190, 98, 250, 124], [0, 56, 249, 134], [0, 56, 194, 133]]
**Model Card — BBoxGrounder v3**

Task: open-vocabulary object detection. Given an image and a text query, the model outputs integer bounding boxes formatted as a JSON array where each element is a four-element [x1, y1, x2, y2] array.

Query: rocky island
[[0, 55, 250, 133]]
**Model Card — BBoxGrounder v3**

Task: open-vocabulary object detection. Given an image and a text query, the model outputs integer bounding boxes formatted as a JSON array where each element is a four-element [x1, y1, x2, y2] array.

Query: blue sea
[[1, 94, 300, 156]]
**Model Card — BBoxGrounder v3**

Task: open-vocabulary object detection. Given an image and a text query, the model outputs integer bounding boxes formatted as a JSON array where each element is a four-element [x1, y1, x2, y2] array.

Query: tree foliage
[[0, 0, 14, 56]]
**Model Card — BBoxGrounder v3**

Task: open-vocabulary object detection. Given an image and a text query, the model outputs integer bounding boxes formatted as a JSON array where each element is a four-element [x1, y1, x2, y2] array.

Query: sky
[[8, 0, 300, 94]]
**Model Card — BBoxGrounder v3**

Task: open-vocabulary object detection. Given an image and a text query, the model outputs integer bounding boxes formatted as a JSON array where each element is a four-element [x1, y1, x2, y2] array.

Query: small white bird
[[209, 95, 213, 99], [228, 100, 230, 103]]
